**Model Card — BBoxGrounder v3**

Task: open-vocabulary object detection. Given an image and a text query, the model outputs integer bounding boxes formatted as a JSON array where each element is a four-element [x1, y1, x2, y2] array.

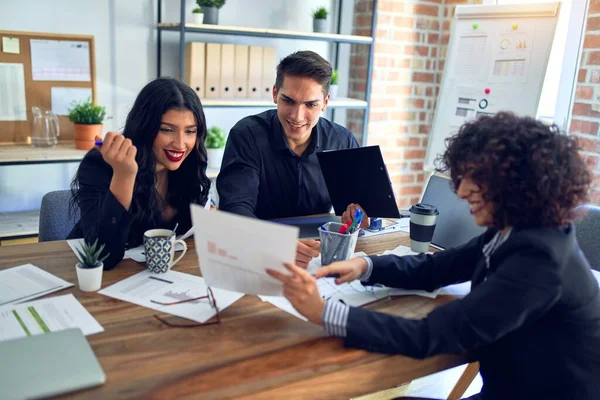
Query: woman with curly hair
[[268, 112, 600, 399], [68, 77, 211, 270]]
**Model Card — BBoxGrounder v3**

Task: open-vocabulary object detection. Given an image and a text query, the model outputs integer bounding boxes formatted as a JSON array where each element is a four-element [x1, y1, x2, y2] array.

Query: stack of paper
[[0, 294, 103, 342], [0, 264, 72, 306], [99, 270, 244, 323]]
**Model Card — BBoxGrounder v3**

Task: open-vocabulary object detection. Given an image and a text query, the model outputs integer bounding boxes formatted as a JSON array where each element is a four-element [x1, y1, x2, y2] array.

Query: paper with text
[[2, 37, 20, 54], [0, 294, 103, 342], [191, 205, 299, 296], [0, 264, 73, 306], [30, 39, 91, 81], [99, 270, 243, 323], [0, 63, 27, 121]]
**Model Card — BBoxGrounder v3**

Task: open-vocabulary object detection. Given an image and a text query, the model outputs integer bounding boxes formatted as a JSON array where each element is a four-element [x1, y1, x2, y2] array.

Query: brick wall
[[347, 0, 481, 209], [570, 0, 600, 205]]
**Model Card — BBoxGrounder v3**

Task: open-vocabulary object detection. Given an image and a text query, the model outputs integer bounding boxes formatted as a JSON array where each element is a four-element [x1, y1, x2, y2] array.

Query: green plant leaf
[[312, 6, 328, 19], [330, 69, 339, 85], [196, 0, 225, 8], [205, 126, 226, 149], [67, 98, 107, 125]]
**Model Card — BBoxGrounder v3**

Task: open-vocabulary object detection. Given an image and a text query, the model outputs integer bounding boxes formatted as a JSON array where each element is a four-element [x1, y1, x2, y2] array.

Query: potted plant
[[191, 6, 204, 25], [312, 6, 328, 33], [196, 0, 226, 25], [67, 99, 107, 150], [205, 126, 226, 169], [330, 69, 339, 99], [74, 239, 109, 292]]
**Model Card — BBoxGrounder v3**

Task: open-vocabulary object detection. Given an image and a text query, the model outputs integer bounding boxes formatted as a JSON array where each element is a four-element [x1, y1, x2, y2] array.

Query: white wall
[[0, 0, 348, 213]]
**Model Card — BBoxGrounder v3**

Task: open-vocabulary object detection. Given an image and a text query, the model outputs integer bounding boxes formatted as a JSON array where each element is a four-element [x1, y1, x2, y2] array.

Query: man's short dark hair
[[275, 51, 332, 96]]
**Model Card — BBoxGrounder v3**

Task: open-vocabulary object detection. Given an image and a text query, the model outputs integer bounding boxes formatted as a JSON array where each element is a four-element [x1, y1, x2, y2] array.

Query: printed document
[[0, 294, 103, 342], [191, 205, 299, 296], [0, 264, 72, 306], [99, 270, 244, 323]]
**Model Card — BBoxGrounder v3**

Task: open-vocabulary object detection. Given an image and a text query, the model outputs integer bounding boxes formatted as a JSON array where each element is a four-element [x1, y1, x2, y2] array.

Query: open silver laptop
[[418, 172, 486, 250], [0, 328, 105, 399]]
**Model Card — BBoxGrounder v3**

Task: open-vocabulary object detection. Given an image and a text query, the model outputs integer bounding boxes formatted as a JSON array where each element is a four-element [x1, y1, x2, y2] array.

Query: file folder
[[220, 44, 235, 98], [234, 45, 249, 98], [205, 43, 221, 98], [261, 47, 277, 99], [184, 42, 206, 98], [248, 46, 263, 99]]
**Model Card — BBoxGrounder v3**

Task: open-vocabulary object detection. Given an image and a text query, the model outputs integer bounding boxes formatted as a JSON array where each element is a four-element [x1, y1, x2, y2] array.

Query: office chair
[[574, 204, 600, 271], [38, 190, 79, 242]]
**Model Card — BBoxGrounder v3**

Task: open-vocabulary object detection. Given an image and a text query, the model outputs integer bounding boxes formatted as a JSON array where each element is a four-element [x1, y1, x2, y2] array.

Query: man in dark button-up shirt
[[217, 50, 359, 267]]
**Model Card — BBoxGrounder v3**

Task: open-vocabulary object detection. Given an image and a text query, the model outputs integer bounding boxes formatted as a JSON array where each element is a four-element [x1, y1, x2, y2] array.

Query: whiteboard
[[426, 2, 560, 170]]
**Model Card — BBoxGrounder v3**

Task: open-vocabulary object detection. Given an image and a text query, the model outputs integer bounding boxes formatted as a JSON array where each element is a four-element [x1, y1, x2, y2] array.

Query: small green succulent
[[331, 69, 339, 85], [312, 6, 328, 19], [205, 126, 226, 149], [75, 239, 109, 269]]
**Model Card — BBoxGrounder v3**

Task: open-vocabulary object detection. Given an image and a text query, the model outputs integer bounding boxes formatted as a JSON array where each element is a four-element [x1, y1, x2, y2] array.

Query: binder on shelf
[[248, 46, 263, 99], [261, 47, 276, 99], [234, 45, 249, 98], [220, 44, 235, 98], [205, 43, 221, 98], [184, 42, 206, 98]]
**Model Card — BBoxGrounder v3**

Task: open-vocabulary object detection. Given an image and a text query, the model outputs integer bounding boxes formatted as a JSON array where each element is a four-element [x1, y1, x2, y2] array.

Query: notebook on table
[[0, 328, 105, 399]]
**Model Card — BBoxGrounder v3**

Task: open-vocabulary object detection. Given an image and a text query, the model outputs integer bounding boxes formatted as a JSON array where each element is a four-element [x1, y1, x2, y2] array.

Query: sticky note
[[2, 37, 20, 54]]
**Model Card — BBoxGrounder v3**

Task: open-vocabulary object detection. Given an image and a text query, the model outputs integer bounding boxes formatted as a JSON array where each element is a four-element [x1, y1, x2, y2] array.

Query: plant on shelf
[[196, 0, 226, 25], [74, 238, 109, 292], [191, 6, 204, 25], [312, 6, 329, 33], [67, 99, 108, 150], [330, 69, 339, 99], [205, 126, 226, 169]]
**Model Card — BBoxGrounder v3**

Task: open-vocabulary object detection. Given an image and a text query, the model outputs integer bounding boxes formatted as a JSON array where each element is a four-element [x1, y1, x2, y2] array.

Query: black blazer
[[348, 226, 600, 399], [68, 150, 198, 270]]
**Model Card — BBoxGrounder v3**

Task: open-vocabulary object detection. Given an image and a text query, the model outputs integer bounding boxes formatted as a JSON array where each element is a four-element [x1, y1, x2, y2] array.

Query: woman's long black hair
[[71, 77, 210, 235]]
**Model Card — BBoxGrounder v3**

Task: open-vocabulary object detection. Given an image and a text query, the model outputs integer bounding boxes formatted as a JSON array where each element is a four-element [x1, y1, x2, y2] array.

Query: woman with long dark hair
[[69, 77, 211, 269], [268, 112, 600, 399]]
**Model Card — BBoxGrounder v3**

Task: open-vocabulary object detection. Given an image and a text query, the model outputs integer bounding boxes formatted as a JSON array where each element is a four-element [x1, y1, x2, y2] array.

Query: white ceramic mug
[[143, 229, 187, 273]]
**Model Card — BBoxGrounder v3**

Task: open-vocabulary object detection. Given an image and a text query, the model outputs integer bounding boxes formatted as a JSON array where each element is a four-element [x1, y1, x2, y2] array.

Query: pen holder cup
[[319, 222, 360, 266]]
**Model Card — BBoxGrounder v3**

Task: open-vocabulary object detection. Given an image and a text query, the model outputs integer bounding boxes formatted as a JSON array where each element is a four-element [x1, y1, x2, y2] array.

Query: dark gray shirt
[[217, 109, 359, 220]]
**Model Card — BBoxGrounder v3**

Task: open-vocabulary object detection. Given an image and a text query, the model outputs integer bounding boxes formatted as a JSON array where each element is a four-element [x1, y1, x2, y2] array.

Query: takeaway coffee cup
[[143, 229, 187, 274], [409, 203, 439, 253]]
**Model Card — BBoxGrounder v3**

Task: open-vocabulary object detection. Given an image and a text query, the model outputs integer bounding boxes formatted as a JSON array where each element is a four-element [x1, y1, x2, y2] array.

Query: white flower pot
[[313, 18, 328, 33], [192, 13, 204, 25], [329, 84, 339, 99], [76, 262, 103, 292], [207, 148, 225, 169]]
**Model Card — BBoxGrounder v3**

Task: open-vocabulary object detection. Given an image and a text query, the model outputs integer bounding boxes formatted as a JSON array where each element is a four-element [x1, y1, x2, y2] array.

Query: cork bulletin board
[[0, 30, 96, 144]]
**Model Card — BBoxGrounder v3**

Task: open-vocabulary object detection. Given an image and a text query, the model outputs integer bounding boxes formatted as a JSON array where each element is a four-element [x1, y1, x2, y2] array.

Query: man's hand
[[266, 263, 325, 325], [341, 203, 370, 229], [296, 239, 320, 269]]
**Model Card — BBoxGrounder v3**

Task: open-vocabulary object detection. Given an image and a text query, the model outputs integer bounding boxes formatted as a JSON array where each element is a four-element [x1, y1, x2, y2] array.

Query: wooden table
[[0, 232, 466, 399]]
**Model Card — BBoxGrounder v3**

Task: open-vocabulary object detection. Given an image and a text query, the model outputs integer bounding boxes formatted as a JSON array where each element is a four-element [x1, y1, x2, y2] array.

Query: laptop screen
[[420, 174, 486, 249]]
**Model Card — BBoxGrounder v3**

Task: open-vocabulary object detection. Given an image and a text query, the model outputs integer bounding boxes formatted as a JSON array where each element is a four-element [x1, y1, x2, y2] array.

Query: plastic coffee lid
[[409, 203, 439, 216]]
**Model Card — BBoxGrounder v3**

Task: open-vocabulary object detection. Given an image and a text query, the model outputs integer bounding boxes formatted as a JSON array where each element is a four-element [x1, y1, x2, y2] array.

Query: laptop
[[316, 146, 401, 219], [419, 173, 486, 249], [0, 328, 105, 399]]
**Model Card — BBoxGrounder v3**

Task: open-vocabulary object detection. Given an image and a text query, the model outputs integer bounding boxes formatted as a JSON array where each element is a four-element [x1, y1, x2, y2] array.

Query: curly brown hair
[[436, 112, 591, 230]]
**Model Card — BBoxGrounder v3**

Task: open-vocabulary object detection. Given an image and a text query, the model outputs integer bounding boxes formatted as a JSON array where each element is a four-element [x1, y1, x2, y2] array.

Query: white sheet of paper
[[191, 205, 298, 296], [455, 34, 487, 79], [2, 37, 20, 54], [51, 87, 92, 115], [99, 270, 244, 323], [0, 264, 73, 306], [592, 270, 600, 287], [0, 294, 103, 343], [30, 39, 91, 81], [359, 218, 410, 238], [0, 63, 27, 121], [67, 239, 184, 264]]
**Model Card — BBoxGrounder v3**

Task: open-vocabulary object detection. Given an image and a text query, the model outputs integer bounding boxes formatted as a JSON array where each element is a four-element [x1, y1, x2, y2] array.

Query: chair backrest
[[38, 190, 79, 242], [574, 204, 600, 271]]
